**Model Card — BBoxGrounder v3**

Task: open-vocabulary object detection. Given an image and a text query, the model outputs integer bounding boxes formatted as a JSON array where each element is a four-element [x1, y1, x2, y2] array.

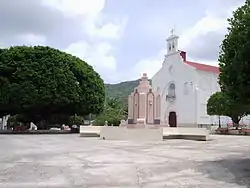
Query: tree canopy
[[219, 0, 250, 108], [207, 92, 228, 117], [207, 92, 246, 125], [0, 46, 105, 122]]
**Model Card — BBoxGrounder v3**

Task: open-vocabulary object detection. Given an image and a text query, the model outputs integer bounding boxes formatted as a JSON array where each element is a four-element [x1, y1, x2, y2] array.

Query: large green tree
[[0, 46, 105, 123], [219, 0, 250, 109], [207, 92, 246, 127]]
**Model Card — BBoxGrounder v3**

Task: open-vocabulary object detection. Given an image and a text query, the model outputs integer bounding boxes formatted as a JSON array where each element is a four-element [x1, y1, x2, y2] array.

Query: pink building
[[127, 73, 161, 126]]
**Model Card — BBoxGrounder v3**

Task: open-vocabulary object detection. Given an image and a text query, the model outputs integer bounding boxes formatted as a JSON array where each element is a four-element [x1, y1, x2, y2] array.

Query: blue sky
[[0, 0, 245, 83]]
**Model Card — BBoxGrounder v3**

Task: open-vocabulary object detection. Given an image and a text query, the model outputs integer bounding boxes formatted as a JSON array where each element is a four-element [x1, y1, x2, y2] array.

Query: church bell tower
[[166, 29, 179, 55]]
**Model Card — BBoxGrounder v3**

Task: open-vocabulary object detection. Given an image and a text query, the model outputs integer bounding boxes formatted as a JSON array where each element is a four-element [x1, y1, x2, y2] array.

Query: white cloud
[[41, 0, 127, 82], [179, 1, 243, 50], [179, 12, 227, 50], [131, 49, 165, 80], [85, 18, 127, 39], [65, 41, 117, 80], [17, 33, 47, 46], [42, 0, 127, 40], [41, 0, 105, 17]]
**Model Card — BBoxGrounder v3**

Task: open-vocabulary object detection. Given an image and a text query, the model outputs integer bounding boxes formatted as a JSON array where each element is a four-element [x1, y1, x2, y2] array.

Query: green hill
[[105, 80, 139, 104], [105, 79, 152, 105]]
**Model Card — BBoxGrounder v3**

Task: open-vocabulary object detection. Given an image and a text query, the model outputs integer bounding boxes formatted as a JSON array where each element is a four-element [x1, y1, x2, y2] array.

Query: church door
[[169, 112, 177, 127]]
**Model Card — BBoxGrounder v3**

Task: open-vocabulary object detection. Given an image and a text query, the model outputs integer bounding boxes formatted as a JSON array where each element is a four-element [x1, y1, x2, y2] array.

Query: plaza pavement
[[0, 134, 250, 188]]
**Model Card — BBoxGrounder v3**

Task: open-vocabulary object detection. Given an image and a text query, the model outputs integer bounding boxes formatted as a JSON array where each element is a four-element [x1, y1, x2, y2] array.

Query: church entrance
[[169, 111, 177, 127]]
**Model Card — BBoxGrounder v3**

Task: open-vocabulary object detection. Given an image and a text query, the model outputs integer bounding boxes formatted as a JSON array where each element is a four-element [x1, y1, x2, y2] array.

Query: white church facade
[[152, 33, 250, 127]]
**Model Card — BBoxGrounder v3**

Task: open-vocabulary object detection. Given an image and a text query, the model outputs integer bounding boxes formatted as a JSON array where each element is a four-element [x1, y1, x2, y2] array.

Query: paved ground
[[0, 135, 250, 188]]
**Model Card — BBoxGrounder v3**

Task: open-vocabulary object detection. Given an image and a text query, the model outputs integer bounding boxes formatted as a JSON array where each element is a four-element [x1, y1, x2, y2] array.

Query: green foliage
[[45, 114, 71, 125], [105, 80, 139, 106], [207, 92, 228, 116], [105, 79, 152, 106], [94, 97, 127, 126], [0, 46, 105, 121], [207, 92, 246, 125], [219, 1, 250, 108], [7, 115, 18, 128], [69, 115, 85, 125]]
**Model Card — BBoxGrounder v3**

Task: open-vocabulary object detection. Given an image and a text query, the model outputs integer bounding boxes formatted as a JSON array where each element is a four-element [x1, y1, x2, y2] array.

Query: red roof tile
[[184, 61, 220, 74]]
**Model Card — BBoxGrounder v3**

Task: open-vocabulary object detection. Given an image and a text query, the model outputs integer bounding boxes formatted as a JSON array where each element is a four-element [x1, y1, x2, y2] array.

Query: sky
[[0, 0, 245, 83]]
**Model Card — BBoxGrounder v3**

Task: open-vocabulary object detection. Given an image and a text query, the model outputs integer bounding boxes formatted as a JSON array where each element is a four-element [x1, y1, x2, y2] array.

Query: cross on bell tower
[[166, 29, 179, 55], [171, 29, 174, 35]]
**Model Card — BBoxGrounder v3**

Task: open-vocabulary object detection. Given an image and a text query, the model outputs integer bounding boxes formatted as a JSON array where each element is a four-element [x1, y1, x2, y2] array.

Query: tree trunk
[[218, 115, 221, 128], [232, 116, 240, 130], [0, 117, 3, 130]]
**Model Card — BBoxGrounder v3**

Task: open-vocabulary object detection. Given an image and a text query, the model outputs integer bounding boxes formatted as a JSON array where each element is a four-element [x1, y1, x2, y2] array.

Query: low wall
[[0, 130, 72, 134], [79, 126, 102, 137], [100, 126, 163, 141], [163, 127, 209, 141], [177, 123, 198, 128]]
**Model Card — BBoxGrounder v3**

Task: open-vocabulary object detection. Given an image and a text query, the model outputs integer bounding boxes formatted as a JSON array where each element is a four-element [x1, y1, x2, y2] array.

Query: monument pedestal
[[99, 126, 163, 141]]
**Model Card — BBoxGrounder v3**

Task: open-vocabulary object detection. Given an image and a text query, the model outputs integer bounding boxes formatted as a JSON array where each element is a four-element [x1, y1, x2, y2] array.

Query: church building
[[152, 33, 250, 127]]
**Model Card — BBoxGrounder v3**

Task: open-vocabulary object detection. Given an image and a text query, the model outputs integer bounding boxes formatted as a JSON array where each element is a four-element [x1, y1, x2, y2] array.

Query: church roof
[[179, 51, 220, 74], [184, 61, 220, 74]]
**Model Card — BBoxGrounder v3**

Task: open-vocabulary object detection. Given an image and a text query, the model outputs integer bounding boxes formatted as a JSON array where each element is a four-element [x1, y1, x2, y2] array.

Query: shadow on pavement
[[197, 157, 250, 187]]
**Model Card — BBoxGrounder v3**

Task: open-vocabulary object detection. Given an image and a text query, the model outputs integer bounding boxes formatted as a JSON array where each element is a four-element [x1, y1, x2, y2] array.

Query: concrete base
[[163, 134, 207, 141], [163, 127, 209, 141], [100, 126, 163, 141], [79, 126, 102, 137], [80, 125, 209, 141]]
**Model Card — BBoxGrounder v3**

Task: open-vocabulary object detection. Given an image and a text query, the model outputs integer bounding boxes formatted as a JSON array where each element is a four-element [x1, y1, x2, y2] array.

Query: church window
[[172, 42, 175, 49], [168, 43, 171, 51], [166, 83, 176, 102]]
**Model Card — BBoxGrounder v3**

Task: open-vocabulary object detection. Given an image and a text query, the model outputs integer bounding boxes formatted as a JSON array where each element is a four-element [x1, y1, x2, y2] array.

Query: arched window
[[168, 43, 171, 51], [172, 42, 175, 50], [166, 83, 176, 102], [168, 83, 175, 96]]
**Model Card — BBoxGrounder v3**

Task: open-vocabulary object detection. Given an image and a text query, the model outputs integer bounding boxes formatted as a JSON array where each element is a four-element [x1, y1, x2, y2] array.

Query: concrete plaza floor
[[0, 135, 250, 188]]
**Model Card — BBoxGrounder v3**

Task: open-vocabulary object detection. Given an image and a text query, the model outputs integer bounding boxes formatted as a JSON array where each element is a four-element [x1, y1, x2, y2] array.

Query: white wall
[[195, 70, 220, 125], [152, 52, 197, 126], [0, 115, 9, 130]]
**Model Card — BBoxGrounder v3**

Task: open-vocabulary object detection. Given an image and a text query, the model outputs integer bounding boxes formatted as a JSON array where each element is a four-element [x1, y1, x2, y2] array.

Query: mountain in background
[[105, 79, 151, 105]]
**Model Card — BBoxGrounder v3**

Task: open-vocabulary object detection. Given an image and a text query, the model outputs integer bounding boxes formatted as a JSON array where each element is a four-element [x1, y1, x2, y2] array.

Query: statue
[[29, 122, 37, 131], [119, 120, 126, 127], [61, 124, 71, 130], [104, 121, 108, 126]]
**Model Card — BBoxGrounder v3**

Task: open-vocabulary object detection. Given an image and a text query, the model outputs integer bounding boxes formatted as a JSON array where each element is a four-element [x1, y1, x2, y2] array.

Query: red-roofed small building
[[152, 33, 250, 127]]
